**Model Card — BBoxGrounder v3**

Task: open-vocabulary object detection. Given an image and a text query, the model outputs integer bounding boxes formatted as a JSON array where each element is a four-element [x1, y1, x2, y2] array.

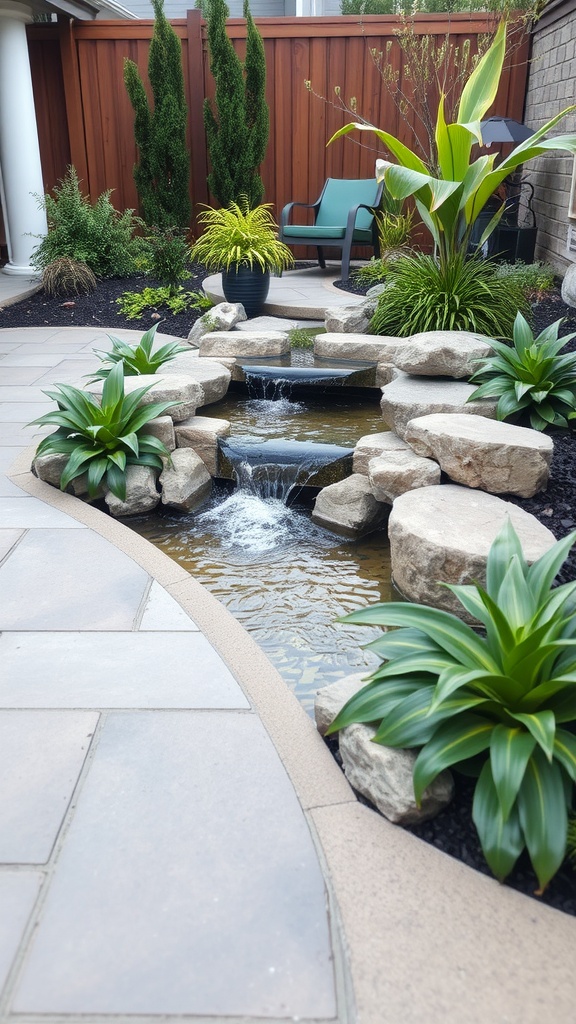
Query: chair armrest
[[280, 199, 322, 229], [344, 201, 377, 236]]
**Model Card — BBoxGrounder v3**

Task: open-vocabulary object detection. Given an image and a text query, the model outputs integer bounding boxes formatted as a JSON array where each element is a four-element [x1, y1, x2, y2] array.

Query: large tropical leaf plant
[[30, 361, 177, 501], [329, 20, 576, 266], [328, 520, 576, 892]]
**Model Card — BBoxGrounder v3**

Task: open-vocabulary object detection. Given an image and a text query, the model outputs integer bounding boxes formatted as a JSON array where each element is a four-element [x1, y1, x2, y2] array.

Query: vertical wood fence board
[[28, 33, 71, 194]]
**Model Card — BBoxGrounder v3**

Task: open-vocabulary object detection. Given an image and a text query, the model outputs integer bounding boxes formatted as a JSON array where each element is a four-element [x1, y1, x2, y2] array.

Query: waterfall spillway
[[218, 437, 354, 503], [243, 365, 357, 400]]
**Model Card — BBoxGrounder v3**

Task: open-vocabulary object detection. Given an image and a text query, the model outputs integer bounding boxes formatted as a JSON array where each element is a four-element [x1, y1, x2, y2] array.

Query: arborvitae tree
[[203, 0, 269, 208], [124, 0, 191, 228]]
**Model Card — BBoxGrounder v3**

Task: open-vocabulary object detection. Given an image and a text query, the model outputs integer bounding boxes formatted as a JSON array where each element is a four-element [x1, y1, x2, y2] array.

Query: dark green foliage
[[369, 251, 529, 339], [124, 0, 191, 229], [341, 0, 538, 11], [203, 0, 269, 208], [146, 226, 191, 293], [32, 167, 146, 279], [468, 312, 576, 430], [115, 285, 211, 319], [30, 362, 177, 501], [41, 257, 97, 298]]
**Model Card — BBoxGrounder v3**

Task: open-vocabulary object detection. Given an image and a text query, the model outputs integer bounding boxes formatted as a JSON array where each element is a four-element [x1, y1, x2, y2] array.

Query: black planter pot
[[221, 264, 270, 316]]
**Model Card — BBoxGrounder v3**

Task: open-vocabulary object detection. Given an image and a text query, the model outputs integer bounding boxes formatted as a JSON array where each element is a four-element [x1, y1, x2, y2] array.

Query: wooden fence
[[26, 13, 530, 235]]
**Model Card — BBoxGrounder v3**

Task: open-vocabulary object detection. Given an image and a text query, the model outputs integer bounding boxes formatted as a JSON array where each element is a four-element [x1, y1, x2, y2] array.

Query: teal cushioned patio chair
[[279, 177, 383, 280]]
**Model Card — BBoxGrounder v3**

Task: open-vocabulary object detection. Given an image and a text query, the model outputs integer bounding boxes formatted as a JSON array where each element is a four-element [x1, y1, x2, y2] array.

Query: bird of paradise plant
[[329, 21, 576, 267]]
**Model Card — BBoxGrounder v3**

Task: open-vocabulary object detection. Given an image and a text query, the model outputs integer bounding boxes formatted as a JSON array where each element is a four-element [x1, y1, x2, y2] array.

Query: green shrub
[[352, 258, 393, 287], [89, 323, 189, 381], [288, 326, 321, 349], [32, 167, 146, 279], [124, 0, 190, 229], [468, 311, 576, 430], [494, 260, 556, 301], [369, 251, 529, 339], [41, 257, 97, 297], [116, 287, 211, 319], [30, 361, 177, 501], [146, 226, 191, 292], [328, 519, 576, 892]]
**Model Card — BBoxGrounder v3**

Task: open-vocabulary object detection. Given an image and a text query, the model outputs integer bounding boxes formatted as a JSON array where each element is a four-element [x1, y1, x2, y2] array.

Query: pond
[[130, 386, 397, 715]]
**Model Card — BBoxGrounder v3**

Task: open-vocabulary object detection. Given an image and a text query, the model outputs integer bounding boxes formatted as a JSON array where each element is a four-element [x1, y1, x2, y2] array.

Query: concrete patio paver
[[1, 305, 576, 1022]]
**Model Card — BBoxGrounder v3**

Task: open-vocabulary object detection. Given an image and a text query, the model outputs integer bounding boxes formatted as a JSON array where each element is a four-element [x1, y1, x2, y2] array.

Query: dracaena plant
[[329, 20, 576, 266], [88, 323, 189, 381], [30, 361, 177, 501], [468, 312, 576, 430], [328, 520, 576, 892]]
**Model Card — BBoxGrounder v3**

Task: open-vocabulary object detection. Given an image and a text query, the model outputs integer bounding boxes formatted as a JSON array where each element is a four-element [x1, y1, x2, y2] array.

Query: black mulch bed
[[4, 265, 576, 913]]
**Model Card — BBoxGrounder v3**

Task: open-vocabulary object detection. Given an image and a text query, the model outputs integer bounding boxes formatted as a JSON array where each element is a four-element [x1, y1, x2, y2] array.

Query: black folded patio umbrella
[[479, 117, 536, 145]]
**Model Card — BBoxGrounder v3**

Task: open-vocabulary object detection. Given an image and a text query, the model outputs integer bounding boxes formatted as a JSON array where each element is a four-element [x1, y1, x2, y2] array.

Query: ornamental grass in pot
[[191, 198, 294, 315]]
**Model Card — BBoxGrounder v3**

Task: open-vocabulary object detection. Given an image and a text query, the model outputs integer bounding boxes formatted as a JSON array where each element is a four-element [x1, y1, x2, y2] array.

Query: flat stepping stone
[[235, 315, 322, 332], [198, 330, 289, 358], [368, 449, 440, 504], [406, 414, 553, 498], [388, 484, 556, 620], [160, 354, 231, 406], [315, 333, 399, 363], [380, 372, 498, 440], [353, 431, 409, 475], [395, 330, 493, 378], [87, 374, 203, 423]]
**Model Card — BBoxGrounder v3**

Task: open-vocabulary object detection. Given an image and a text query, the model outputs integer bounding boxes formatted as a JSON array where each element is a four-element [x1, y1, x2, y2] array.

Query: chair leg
[[317, 247, 326, 269], [341, 238, 352, 281]]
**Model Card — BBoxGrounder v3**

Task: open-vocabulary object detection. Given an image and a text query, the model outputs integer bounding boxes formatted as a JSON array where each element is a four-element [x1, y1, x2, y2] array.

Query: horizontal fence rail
[[27, 13, 530, 254]]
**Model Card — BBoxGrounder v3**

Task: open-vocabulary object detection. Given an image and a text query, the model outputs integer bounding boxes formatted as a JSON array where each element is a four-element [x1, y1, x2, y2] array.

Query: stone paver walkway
[[1, 298, 576, 1023]]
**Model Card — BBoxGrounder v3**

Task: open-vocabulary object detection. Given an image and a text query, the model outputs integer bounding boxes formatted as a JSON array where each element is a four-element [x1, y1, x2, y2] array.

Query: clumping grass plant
[[328, 520, 576, 893], [468, 312, 576, 430], [89, 323, 189, 381], [41, 257, 97, 298], [369, 251, 528, 338], [30, 361, 177, 501]]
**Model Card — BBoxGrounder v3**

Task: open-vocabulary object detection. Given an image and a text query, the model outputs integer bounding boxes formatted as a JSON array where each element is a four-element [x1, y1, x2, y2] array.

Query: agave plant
[[190, 198, 294, 272], [30, 361, 177, 500], [89, 323, 189, 381], [328, 520, 576, 892], [468, 312, 576, 430], [329, 21, 576, 267]]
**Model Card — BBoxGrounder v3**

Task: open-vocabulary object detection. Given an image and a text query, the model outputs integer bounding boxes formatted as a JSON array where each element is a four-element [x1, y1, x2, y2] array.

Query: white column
[[0, 2, 47, 275]]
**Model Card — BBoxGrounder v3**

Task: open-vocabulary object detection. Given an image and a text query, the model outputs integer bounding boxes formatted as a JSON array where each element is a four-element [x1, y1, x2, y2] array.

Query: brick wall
[[523, 3, 576, 274]]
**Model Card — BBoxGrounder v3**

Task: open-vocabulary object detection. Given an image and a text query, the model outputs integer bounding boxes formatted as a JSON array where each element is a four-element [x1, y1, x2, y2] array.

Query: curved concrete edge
[[0, 281, 42, 307], [8, 448, 576, 1024], [203, 268, 366, 322]]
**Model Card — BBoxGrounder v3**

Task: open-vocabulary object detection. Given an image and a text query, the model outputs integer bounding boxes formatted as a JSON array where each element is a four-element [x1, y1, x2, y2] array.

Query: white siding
[[123, 0, 287, 14]]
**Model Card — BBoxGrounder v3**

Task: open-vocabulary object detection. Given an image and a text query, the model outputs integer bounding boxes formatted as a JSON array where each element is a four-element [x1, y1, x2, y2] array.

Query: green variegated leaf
[[412, 715, 493, 803], [472, 761, 524, 881], [489, 725, 536, 821], [527, 531, 576, 604], [340, 603, 498, 671], [363, 627, 442, 659], [328, 122, 429, 175], [105, 461, 127, 501], [553, 729, 576, 784], [429, 666, 524, 712], [495, 555, 536, 630], [60, 447, 100, 492], [326, 679, 424, 734], [458, 20, 506, 125], [509, 710, 555, 761], [485, 519, 525, 598], [369, 651, 455, 683], [517, 748, 568, 891]]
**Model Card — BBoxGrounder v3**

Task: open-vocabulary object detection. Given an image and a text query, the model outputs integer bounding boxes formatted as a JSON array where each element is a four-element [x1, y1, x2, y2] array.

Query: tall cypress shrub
[[124, 0, 191, 229], [203, 0, 269, 208]]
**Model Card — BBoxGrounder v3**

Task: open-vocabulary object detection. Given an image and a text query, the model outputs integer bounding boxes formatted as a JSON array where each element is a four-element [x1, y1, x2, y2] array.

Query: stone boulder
[[312, 474, 388, 537], [395, 330, 493, 378], [368, 449, 441, 504], [315, 332, 400, 364], [314, 672, 370, 735], [105, 465, 160, 518], [353, 431, 410, 475], [380, 372, 498, 440], [388, 484, 556, 620], [339, 722, 454, 825], [376, 363, 400, 388], [87, 374, 204, 423], [198, 330, 289, 358], [160, 353, 231, 406], [146, 416, 175, 452], [159, 448, 212, 511], [186, 302, 247, 345], [324, 298, 376, 334], [561, 263, 576, 308], [175, 414, 231, 475], [406, 414, 553, 498]]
